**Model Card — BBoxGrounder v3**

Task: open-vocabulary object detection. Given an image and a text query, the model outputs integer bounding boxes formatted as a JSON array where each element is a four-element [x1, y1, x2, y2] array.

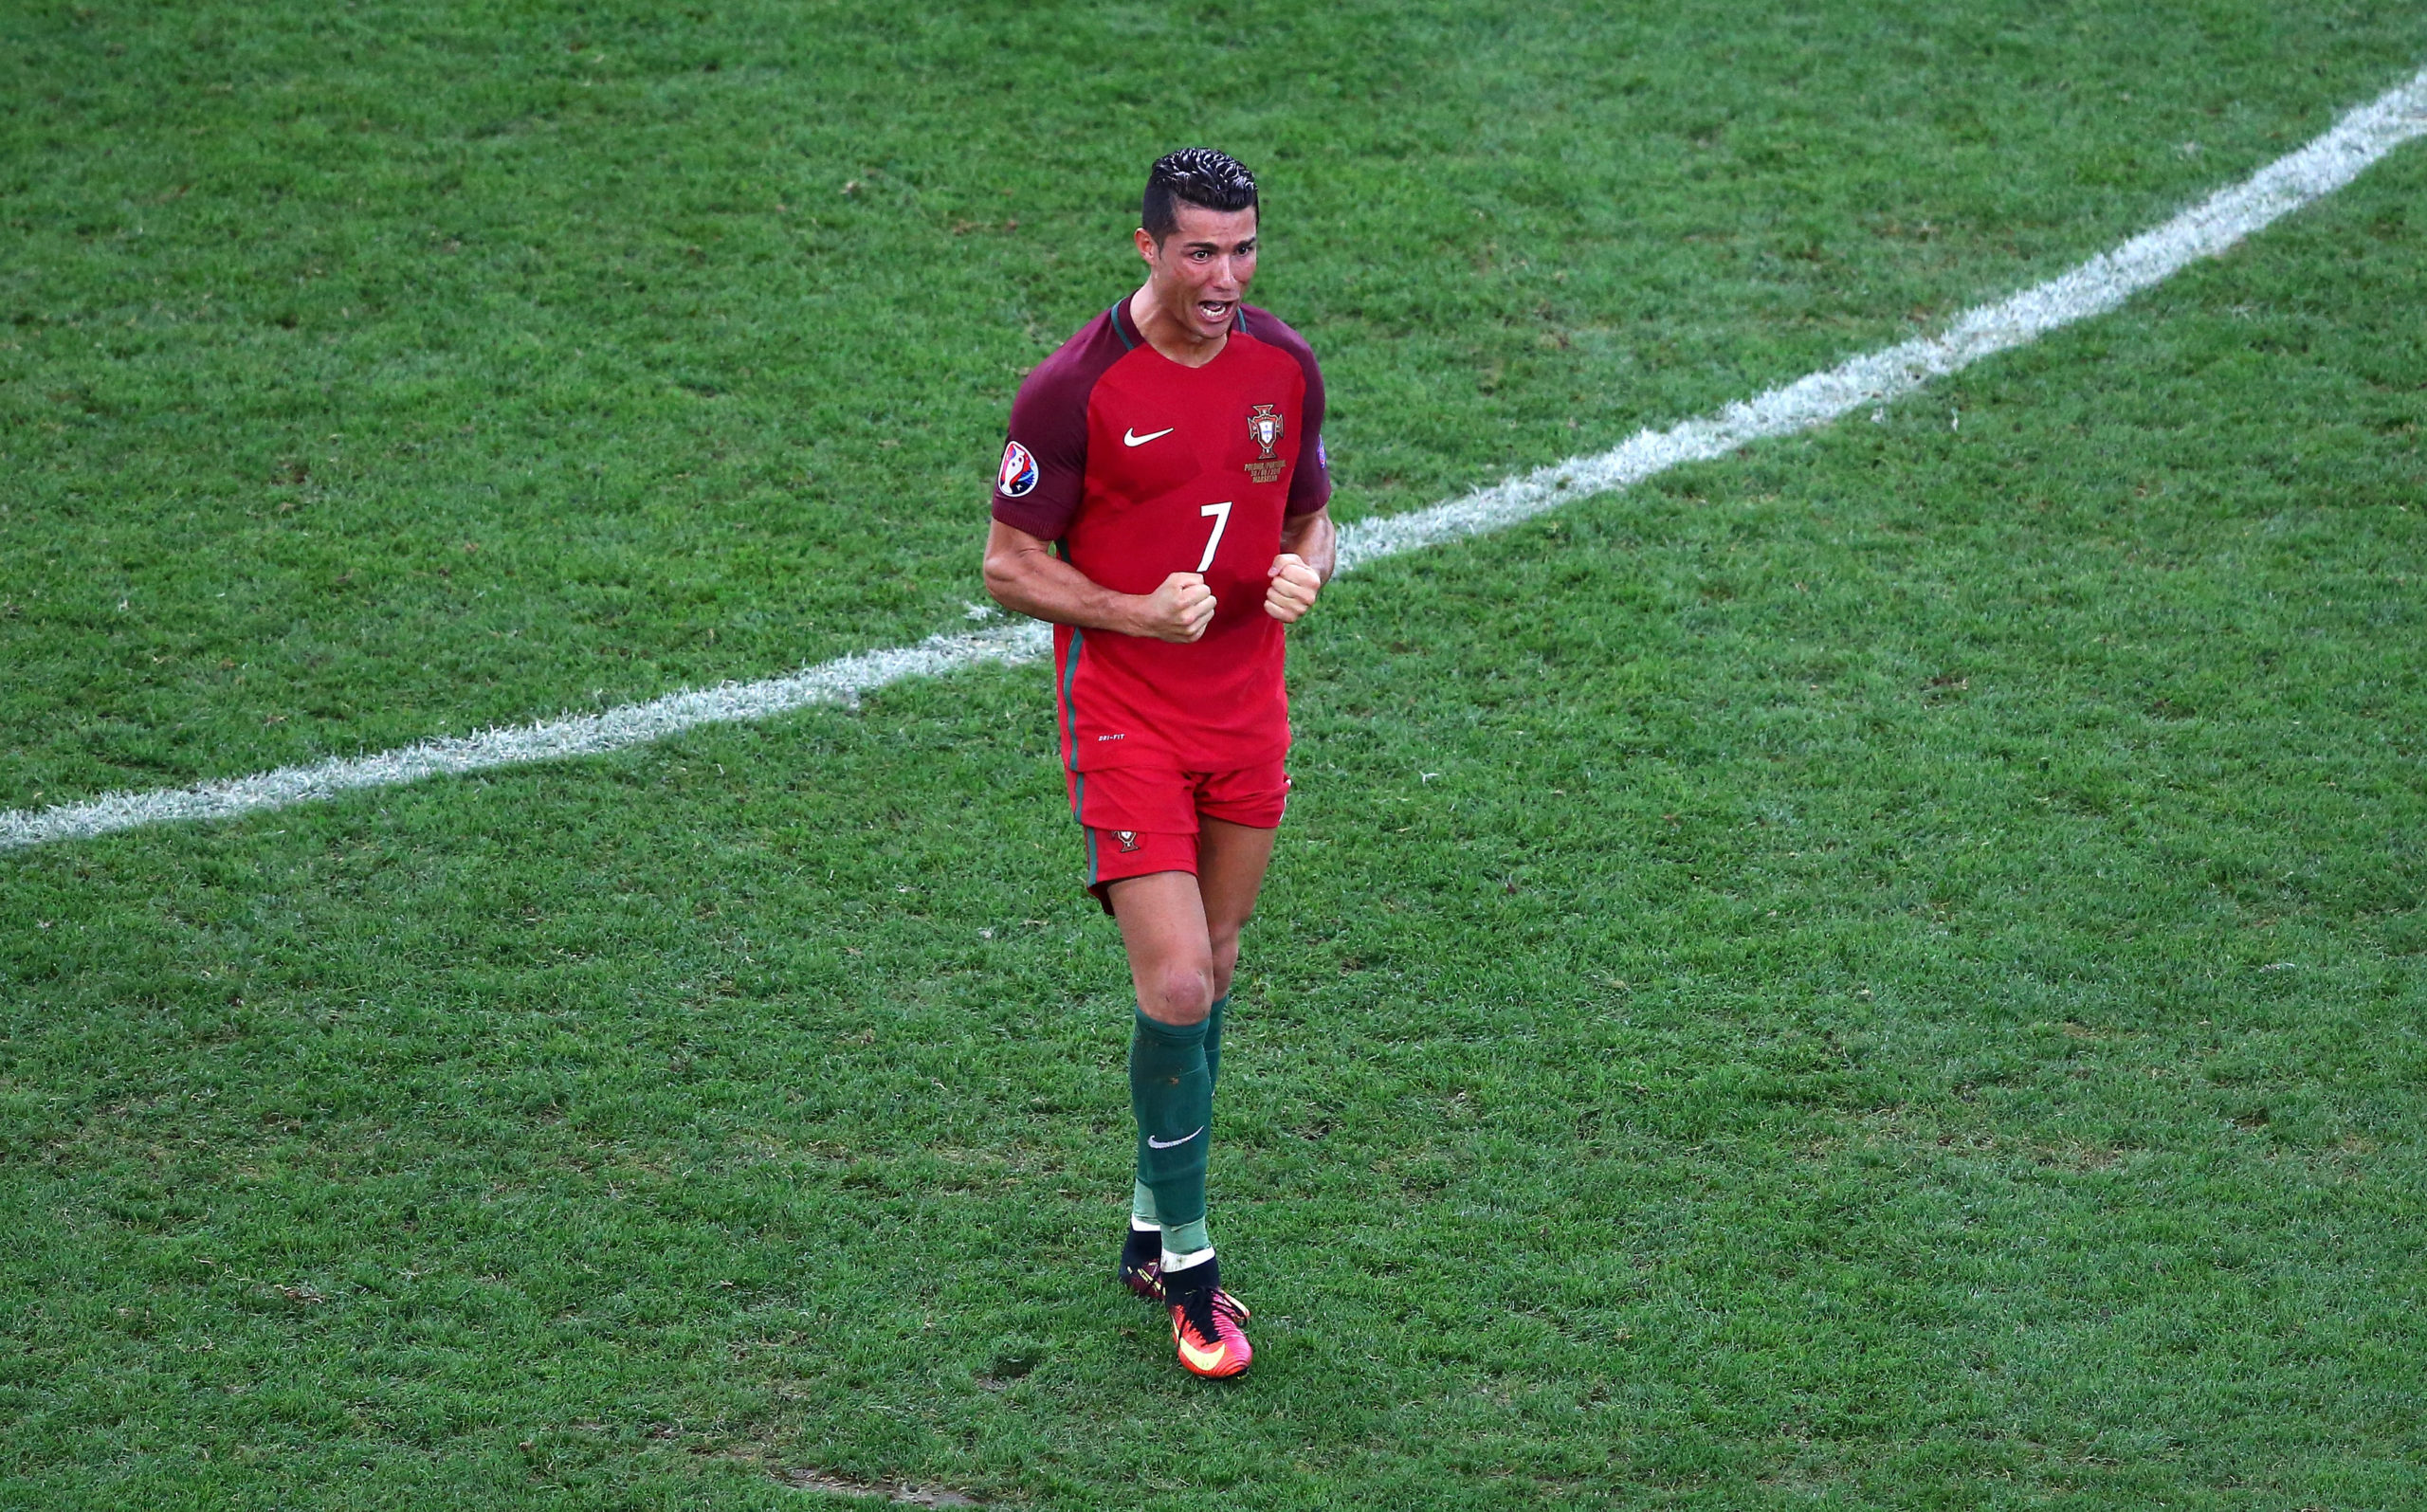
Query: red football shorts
[[1066, 759, 1290, 909]]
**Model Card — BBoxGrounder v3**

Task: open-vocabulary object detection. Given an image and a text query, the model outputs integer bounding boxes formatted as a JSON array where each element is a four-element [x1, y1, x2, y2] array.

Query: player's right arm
[[987, 319, 1215, 638], [984, 519, 1214, 644]]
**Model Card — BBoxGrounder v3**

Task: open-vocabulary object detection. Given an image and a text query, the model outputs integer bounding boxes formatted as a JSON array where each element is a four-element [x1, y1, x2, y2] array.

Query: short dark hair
[[1141, 148, 1258, 244]]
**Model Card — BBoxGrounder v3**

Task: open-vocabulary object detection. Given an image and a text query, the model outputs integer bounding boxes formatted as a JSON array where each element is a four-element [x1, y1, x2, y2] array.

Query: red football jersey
[[992, 298, 1331, 774]]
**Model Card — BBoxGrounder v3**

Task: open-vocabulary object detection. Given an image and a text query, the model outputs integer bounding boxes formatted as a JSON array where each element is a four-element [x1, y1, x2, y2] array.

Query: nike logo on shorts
[[1122, 427, 1176, 446], [1146, 1126, 1203, 1149]]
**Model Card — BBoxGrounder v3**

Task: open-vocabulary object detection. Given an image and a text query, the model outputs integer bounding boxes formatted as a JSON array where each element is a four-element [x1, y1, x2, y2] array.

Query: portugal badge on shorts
[[996, 439, 1039, 498], [1245, 403, 1286, 484]]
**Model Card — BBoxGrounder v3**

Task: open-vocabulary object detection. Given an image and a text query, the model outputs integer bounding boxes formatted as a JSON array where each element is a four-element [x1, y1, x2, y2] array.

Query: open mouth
[[1196, 299, 1233, 323]]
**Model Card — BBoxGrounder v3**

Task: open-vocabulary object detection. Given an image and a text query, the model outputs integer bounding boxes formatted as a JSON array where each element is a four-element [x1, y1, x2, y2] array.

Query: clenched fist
[[1265, 554, 1322, 624], [1133, 571, 1217, 643]]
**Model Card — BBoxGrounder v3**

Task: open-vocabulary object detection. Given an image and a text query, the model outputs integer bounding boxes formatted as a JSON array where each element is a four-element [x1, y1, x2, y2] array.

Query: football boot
[[1163, 1259, 1252, 1379], [1119, 1224, 1163, 1302]]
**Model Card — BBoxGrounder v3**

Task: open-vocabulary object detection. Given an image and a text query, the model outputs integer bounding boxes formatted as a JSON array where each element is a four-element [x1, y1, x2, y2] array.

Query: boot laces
[[1177, 1284, 1250, 1338]]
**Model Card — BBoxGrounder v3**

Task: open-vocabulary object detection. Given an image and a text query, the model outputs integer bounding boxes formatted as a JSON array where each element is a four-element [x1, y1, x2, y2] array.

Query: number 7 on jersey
[[1196, 501, 1232, 574]]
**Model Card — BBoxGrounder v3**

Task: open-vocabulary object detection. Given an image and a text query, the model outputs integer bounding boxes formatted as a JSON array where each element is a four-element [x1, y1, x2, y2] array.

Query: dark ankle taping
[[1161, 1253, 1219, 1300]]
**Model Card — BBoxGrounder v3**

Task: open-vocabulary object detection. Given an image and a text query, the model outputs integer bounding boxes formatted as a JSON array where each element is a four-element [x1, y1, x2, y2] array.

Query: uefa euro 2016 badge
[[997, 439, 1039, 497], [1245, 403, 1286, 484]]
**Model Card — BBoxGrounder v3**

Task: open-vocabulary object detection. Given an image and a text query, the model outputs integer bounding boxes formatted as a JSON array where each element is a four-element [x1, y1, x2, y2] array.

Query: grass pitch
[[5, 3, 2425, 1508]]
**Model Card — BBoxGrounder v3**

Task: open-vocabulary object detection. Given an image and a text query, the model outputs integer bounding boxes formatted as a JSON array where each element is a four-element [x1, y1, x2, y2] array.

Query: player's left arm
[[1266, 505, 1334, 624], [1268, 319, 1335, 624]]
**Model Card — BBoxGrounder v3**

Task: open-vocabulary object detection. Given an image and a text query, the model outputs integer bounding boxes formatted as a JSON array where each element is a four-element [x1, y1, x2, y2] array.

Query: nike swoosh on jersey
[[1122, 427, 1176, 446], [1146, 1126, 1203, 1150]]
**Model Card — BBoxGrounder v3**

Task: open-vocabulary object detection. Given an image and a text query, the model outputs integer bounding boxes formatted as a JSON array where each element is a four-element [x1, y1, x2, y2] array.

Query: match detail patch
[[997, 439, 1039, 498]]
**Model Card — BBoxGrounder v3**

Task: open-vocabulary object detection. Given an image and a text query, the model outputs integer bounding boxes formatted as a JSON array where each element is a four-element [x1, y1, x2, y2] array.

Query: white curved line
[[7, 65, 2423, 854]]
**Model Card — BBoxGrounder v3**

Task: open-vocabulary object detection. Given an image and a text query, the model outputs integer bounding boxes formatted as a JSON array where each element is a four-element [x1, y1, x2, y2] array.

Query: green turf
[[3, 0, 2420, 805], [5, 3, 2425, 1508]]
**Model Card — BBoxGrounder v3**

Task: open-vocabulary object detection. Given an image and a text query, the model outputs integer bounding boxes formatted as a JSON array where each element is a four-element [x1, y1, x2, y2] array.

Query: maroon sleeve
[[1242, 307, 1334, 518], [991, 312, 1121, 539], [989, 370, 1086, 538], [1286, 354, 1332, 518]]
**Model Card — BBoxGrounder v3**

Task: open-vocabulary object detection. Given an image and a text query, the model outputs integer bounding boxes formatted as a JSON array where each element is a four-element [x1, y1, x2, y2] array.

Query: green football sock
[[1131, 997, 1225, 1229], [1204, 993, 1230, 1086], [1173, 994, 1228, 1254], [1129, 1009, 1213, 1251]]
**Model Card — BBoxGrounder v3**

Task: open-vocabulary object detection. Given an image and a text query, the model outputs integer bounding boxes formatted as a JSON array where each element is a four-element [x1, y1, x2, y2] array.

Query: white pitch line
[[1338, 65, 2427, 569], [7, 66, 2424, 854], [0, 618, 1054, 851]]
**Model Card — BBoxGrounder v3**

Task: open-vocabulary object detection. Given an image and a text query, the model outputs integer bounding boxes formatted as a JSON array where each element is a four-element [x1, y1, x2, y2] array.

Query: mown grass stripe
[[5, 64, 2421, 855]]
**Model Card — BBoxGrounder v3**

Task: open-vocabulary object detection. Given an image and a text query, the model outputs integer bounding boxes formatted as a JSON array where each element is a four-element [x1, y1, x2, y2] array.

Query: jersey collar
[[1111, 296, 1250, 357]]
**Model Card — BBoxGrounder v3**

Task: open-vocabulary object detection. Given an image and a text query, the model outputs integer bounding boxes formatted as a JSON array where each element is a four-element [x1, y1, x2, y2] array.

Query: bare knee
[[1140, 956, 1214, 1025], [1208, 929, 1243, 999]]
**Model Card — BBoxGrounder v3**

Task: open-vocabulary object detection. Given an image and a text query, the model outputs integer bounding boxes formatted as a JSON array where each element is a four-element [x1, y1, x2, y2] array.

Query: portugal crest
[[1245, 403, 1286, 483], [1247, 403, 1285, 457]]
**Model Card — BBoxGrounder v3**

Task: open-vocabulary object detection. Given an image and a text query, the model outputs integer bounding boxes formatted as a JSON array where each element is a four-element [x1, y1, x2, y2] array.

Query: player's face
[[1140, 204, 1259, 342]]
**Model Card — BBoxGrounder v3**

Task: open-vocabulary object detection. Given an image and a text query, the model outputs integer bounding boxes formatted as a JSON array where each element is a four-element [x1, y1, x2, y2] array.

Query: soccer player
[[981, 148, 1335, 1379]]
